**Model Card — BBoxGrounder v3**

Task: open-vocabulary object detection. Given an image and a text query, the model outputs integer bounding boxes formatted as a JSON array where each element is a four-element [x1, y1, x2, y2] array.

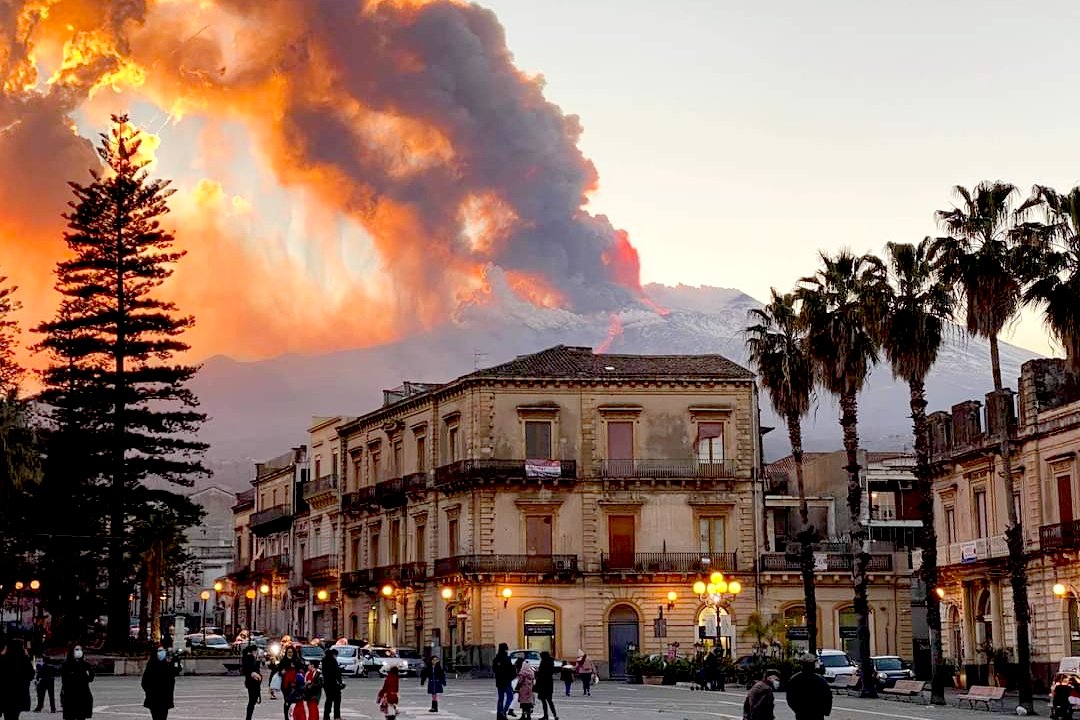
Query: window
[[331, 451, 338, 479], [523, 606, 556, 655], [699, 517, 725, 553], [351, 539, 361, 571], [370, 533, 380, 566], [390, 519, 401, 565], [415, 523, 426, 563], [1013, 492, 1023, 526], [974, 489, 989, 538], [783, 605, 809, 652], [945, 507, 957, 544], [447, 517, 459, 557], [300, 542, 306, 561], [416, 436, 426, 473], [1058, 474, 1074, 525], [353, 459, 362, 492], [315, 457, 322, 479], [393, 441, 403, 476], [272, 489, 279, 506], [447, 424, 460, 463], [525, 421, 553, 460], [371, 450, 381, 483], [606, 421, 634, 474], [608, 515, 635, 568], [697, 422, 724, 463], [313, 529, 321, 556], [526, 516, 553, 555]]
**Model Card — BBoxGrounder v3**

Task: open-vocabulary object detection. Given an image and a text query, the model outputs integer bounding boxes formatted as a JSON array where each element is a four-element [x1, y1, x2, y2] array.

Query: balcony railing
[[434, 459, 577, 492], [403, 472, 428, 494], [937, 535, 1010, 565], [254, 554, 291, 575], [342, 487, 378, 515], [434, 554, 579, 577], [250, 505, 291, 533], [304, 475, 338, 501], [227, 559, 252, 577], [375, 477, 407, 507], [341, 562, 428, 593], [759, 553, 893, 573], [598, 459, 737, 479], [302, 554, 338, 579], [600, 551, 736, 574], [1041, 520, 1080, 551]]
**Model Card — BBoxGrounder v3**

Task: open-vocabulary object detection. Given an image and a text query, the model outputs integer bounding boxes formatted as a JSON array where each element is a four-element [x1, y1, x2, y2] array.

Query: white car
[[184, 633, 231, 650], [367, 647, 409, 676], [509, 650, 564, 674], [331, 645, 363, 677], [818, 649, 859, 683]]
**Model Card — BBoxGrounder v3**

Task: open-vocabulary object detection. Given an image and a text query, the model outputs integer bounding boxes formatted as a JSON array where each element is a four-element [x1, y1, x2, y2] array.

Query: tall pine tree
[[35, 115, 209, 648]]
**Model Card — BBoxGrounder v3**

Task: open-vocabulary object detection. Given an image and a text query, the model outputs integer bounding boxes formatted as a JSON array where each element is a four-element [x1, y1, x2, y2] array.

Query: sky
[[0, 0, 1073, 363], [478, 0, 1080, 358]]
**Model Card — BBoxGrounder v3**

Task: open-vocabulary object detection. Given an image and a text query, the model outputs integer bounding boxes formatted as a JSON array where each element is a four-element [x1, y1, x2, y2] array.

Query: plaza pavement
[[78, 675, 1044, 720]]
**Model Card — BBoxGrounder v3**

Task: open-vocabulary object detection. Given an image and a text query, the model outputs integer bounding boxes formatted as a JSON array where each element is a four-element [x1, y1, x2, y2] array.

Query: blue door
[[607, 605, 640, 677]]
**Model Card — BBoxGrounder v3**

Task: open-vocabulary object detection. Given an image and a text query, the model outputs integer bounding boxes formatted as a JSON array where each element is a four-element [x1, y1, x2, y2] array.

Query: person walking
[[786, 655, 831, 720], [33, 658, 57, 713], [420, 655, 446, 713], [141, 646, 177, 720], [303, 661, 323, 720], [280, 650, 306, 720], [59, 647, 93, 720], [493, 644, 515, 720], [513, 659, 535, 720], [242, 645, 262, 720], [573, 654, 595, 697], [376, 667, 399, 720], [535, 652, 557, 720], [320, 650, 342, 720], [558, 663, 574, 698], [742, 670, 779, 720], [0, 638, 35, 720]]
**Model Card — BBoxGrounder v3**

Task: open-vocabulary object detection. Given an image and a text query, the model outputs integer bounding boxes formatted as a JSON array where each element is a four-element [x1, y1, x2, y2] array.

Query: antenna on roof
[[474, 351, 489, 370]]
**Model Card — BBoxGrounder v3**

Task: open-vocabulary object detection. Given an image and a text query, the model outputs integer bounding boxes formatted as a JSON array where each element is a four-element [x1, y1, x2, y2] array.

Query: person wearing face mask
[[742, 669, 779, 720], [59, 647, 94, 720], [0, 638, 36, 720], [141, 647, 177, 720]]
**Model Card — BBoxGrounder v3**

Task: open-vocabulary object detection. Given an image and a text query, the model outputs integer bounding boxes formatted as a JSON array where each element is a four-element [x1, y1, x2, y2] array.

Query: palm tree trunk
[[149, 547, 162, 644], [137, 566, 149, 644], [787, 410, 818, 654], [840, 391, 875, 697], [990, 335, 1034, 711], [910, 378, 945, 704]]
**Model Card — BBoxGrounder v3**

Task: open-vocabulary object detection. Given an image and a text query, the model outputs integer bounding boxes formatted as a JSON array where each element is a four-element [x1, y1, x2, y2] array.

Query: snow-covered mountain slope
[[192, 282, 1039, 489]]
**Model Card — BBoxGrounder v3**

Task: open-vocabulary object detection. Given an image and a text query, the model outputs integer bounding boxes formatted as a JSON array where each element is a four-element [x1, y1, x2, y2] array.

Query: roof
[[463, 345, 754, 381], [767, 453, 830, 478]]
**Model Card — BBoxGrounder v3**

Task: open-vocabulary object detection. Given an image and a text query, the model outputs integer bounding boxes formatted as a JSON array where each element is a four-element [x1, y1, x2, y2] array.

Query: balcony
[[1041, 520, 1080, 551], [233, 489, 255, 512], [434, 554, 579, 579], [342, 570, 372, 596], [227, 558, 252, 580], [402, 472, 428, 494], [254, 554, 291, 576], [303, 475, 338, 508], [937, 535, 1010, 565], [600, 551, 736, 576], [434, 459, 577, 494], [598, 458, 738, 480], [375, 477, 407, 508], [760, 553, 894, 573], [342, 487, 378, 516], [340, 562, 428, 595], [250, 505, 292, 536], [302, 554, 339, 581]]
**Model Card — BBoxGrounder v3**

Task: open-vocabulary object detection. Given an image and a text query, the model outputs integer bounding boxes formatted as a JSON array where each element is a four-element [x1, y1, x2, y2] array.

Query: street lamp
[[200, 590, 210, 634], [501, 587, 512, 608], [316, 589, 329, 602], [259, 583, 270, 635], [1054, 583, 1068, 597], [667, 591, 678, 611], [693, 572, 743, 656]]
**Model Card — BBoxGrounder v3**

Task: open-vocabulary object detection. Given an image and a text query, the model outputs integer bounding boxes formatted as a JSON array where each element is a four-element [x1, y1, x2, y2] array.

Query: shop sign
[[787, 626, 809, 640], [839, 626, 859, 640], [525, 623, 555, 636]]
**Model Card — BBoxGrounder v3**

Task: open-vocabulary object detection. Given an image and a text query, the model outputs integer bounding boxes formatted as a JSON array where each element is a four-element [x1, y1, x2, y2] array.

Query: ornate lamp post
[[692, 571, 742, 656], [245, 588, 256, 636]]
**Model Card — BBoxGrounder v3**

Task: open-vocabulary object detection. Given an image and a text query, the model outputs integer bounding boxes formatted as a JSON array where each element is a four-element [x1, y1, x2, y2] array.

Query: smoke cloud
[[0, 0, 643, 363]]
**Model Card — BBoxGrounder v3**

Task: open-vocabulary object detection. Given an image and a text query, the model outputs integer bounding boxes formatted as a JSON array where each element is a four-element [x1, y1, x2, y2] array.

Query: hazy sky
[[479, 0, 1080, 357]]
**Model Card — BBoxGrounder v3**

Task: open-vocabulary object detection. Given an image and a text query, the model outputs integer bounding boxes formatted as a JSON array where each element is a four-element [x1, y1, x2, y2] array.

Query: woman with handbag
[[574, 654, 595, 697]]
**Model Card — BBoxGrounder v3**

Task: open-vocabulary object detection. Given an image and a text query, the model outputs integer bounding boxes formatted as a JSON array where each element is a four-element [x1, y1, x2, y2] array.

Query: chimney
[[984, 389, 1016, 438], [928, 411, 952, 460], [1019, 358, 1072, 425], [951, 400, 983, 448]]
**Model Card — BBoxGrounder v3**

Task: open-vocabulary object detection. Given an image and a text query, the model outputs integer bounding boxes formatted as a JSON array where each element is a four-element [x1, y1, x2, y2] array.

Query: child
[[514, 658, 536, 720], [420, 655, 447, 713], [303, 660, 324, 720], [559, 662, 575, 697], [377, 667, 400, 720]]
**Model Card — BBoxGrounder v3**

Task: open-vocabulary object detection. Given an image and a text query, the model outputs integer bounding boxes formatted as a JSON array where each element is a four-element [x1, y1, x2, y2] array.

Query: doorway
[[609, 516, 635, 569], [607, 604, 640, 678]]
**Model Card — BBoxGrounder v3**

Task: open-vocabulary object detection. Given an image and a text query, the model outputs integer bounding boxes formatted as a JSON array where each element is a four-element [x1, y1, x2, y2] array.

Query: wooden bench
[[881, 680, 927, 703], [957, 685, 1007, 710], [832, 674, 860, 695]]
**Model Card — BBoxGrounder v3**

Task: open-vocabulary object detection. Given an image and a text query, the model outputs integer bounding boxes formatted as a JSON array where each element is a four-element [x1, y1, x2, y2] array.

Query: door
[[607, 605, 640, 678], [609, 515, 635, 570], [607, 421, 634, 475], [1059, 475, 1074, 525]]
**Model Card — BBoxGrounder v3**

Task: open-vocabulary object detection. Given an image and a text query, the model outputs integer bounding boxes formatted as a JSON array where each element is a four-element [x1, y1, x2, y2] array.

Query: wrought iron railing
[[402, 472, 428, 494], [302, 554, 337, 578], [1040, 520, 1080, 550], [250, 505, 290, 528], [434, 459, 577, 489], [254, 554, 291, 575], [375, 477, 407, 507], [598, 459, 737, 478], [600, 552, 736, 574], [342, 487, 378, 514], [434, 554, 579, 577], [303, 475, 338, 500], [759, 553, 893, 572]]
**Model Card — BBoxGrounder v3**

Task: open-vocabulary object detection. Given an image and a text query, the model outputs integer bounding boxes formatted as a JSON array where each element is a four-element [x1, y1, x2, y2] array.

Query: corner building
[[336, 345, 761, 676]]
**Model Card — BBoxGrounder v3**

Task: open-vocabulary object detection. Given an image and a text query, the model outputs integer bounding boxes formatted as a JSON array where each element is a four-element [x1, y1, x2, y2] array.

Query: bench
[[957, 685, 1007, 710], [222, 662, 242, 676], [882, 680, 927, 703], [832, 674, 860, 695]]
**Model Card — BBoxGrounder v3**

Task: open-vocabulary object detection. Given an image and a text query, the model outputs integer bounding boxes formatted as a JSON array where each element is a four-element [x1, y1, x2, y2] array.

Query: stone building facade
[[930, 358, 1080, 689]]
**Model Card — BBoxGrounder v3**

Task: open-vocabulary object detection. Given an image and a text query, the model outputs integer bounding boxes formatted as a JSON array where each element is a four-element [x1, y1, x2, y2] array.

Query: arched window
[[523, 606, 556, 655], [975, 589, 992, 649], [697, 605, 735, 657], [783, 605, 809, 652], [837, 606, 873, 658], [414, 600, 425, 652], [350, 613, 359, 639]]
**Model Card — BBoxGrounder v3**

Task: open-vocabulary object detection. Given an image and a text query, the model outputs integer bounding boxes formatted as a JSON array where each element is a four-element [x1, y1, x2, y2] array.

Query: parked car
[[184, 633, 231, 650], [509, 649, 564, 674], [299, 644, 326, 666], [331, 644, 365, 677], [818, 649, 859, 683], [1051, 659, 1080, 719], [364, 647, 408, 676], [870, 656, 915, 688], [394, 648, 427, 676]]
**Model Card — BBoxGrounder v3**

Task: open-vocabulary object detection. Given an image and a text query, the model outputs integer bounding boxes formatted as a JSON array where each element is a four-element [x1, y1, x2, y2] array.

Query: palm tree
[[1018, 185, 1080, 379], [870, 239, 952, 704], [746, 290, 819, 653], [796, 250, 882, 697], [931, 182, 1033, 711]]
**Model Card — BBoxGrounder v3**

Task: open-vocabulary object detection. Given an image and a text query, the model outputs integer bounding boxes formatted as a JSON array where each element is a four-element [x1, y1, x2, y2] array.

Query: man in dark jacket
[[141, 647, 178, 720], [786, 655, 832, 720], [493, 643, 516, 720], [0, 638, 36, 720], [743, 670, 779, 720], [320, 649, 342, 720]]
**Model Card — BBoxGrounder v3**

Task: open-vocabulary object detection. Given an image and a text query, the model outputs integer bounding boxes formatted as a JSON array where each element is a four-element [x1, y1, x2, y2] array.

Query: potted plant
[[641, 655, 666, 685], [991, 647, 1013, 688]]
